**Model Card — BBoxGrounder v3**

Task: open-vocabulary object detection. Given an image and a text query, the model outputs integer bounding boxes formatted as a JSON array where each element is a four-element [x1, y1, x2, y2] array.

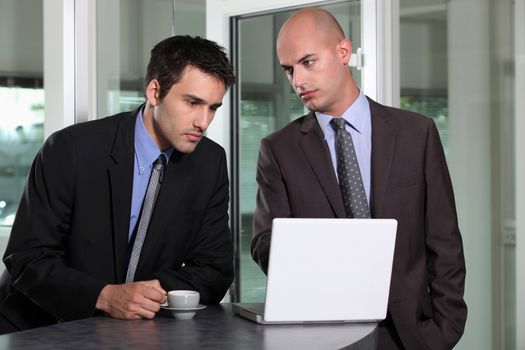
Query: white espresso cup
[[167, 290, 200, 309]]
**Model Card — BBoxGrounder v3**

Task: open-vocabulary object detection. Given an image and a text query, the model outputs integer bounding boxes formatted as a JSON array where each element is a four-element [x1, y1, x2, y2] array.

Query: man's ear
[[145, 79, 161, 106], [337, 38, 353, 65]]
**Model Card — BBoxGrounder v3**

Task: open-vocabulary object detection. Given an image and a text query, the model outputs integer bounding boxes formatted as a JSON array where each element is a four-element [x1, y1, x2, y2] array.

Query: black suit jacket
[[252, 98, 467, 350], [0, 108, 233, 330]]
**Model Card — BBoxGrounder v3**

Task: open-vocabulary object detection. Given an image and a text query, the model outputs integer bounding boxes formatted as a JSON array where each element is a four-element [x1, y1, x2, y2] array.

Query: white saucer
[[161, 304, 207, 311], [161, 304, 206, 320]]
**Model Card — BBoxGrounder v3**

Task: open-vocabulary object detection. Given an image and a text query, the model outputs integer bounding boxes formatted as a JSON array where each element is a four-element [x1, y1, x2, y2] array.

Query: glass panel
[[399, 1, 516, 348], [234, 1, 362, 302], [96, 0, 206, 116], [0, 0, 44, 227], [399, 6, 448, 152]]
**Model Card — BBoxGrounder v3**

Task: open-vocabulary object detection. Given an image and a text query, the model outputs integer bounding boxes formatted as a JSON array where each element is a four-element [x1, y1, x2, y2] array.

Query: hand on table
[[96, 279, 167, 320]]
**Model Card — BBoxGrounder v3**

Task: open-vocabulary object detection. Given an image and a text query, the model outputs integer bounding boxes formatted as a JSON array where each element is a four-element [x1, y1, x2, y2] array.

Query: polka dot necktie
[[330, 118, 370, 218]]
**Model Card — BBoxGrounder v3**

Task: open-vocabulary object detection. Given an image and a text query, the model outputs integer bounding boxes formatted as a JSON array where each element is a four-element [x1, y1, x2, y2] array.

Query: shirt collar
[[134, 107, 174, 173], [315, 90, 371, 137]]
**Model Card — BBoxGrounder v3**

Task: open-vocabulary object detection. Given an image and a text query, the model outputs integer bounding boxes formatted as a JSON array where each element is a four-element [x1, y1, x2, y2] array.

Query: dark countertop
[[0, 304, 377, 349]]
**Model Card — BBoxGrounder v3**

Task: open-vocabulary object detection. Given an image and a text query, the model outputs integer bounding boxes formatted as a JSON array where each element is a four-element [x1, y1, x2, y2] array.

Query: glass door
[[231, 1, 362, 302]]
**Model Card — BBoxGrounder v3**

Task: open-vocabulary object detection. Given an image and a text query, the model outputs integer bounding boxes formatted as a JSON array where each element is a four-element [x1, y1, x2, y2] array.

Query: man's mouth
[[299, 89, 316, 100], [186, 132, 202, 142]]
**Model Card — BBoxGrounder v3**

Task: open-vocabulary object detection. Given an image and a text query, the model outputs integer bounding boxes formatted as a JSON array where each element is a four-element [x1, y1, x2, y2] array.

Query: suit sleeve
[[153, 150, 233, 304], [3, 130, 106, 322], [251, 137, 292, 274], [422, 120, 467, 348]]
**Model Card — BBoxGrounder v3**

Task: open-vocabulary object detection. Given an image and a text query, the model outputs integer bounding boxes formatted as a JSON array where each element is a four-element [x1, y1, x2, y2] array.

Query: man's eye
[[303, 60, 313, 66], [284, 67, 293, 76]]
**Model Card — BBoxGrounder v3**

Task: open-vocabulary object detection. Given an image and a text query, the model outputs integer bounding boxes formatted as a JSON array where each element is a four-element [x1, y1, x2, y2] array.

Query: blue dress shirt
[[129, 108, 174, 239], [315, 90, 372, 205]]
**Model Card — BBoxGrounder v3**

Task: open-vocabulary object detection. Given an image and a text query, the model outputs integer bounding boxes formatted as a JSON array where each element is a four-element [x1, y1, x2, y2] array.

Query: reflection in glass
[[0, 87, 44, 226], [400, 94, 448, 154]]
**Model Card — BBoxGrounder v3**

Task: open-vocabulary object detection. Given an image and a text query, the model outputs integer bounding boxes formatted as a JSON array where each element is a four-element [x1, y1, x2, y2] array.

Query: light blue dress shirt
[[129, 108, 174, 239], [315, 90, 372, 205]]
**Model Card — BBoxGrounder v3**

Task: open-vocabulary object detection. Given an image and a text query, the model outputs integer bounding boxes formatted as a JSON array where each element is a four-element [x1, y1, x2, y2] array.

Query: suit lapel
[[137, 150, 195, 269], [299, 113, 346, 217], [369, 98, 397, 216], [108, 112, 136, 283]]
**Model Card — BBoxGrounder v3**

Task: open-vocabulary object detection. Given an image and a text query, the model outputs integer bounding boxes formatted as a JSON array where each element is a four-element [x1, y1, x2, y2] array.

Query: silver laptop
[[233, 218, 397, 324]]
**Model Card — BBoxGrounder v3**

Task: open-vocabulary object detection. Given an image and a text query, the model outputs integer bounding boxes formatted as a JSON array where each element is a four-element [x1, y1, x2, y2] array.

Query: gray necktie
[[330, 118, 370, 218], [126, 155, 166, 283]]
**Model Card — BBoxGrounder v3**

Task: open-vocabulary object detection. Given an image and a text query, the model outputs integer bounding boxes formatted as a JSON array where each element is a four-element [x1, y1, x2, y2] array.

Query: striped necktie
[[126, 155, 166, 282]]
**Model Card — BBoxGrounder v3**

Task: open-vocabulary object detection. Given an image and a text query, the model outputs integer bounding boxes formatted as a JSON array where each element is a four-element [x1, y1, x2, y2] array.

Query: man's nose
[[194, 108, 213, 131], [292, 66, 305, 88]]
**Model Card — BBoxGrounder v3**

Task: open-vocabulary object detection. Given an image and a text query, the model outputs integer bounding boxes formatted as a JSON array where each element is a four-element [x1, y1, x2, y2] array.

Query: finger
[[151, 285, 167, 299], [122, 293, 160, 319], [132, 306, 156, 320], [136, 297, 162, 316], [138, 309, 157, 319], [135, 283, 166, 304], [147, 280, 167, 295], [137, 280, 167, 301], [137, 280, 166, 294]]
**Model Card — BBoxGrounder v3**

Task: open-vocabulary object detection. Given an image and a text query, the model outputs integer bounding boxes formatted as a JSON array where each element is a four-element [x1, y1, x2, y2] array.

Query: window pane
[[0, 0, 44, 227], [96, 0, 206, 116], [399, 6, 448, 152]]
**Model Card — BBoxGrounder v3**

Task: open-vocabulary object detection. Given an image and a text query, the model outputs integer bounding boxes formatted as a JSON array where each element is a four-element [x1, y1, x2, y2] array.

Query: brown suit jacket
[[251, 97, 467, 350]]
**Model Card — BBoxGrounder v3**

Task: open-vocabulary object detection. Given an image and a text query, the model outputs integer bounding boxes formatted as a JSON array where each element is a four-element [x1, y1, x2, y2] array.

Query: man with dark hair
[[0, 35, 235, 333], [251, 8, 466, 350]]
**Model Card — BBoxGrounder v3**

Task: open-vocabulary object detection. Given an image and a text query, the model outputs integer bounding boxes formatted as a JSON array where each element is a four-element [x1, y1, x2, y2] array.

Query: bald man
[[251, 8, 467, 350]]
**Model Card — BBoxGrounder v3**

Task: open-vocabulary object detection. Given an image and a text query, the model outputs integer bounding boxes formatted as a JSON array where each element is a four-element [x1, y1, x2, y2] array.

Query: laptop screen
[[263, 218, 397, 323]]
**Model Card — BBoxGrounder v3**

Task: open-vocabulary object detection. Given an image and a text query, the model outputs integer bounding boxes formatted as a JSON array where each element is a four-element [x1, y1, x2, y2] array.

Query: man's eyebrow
[[298, 53, 315, 63], [280, 53, 316, 70], [185, 94, 222, 109], [210, 102, 223, 109], [185, 94, 206, 103]]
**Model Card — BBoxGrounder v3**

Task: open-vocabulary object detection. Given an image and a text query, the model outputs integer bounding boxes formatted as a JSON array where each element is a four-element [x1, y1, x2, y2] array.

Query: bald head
[[275, 7, 358, 116], [277, 8, 345, 48]]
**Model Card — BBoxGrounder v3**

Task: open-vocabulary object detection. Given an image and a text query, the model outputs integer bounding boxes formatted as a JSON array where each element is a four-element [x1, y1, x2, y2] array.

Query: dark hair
[[144, 35, 236, 99]]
